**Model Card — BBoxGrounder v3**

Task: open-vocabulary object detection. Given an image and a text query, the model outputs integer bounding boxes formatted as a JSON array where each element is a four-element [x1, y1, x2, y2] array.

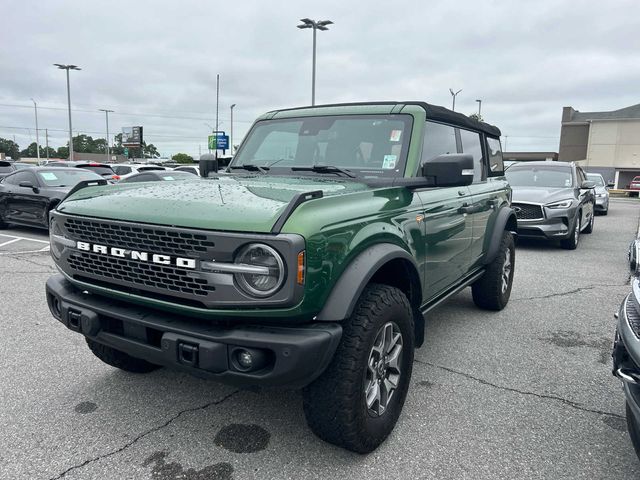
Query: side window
[[113, 166, 132, 175], [5, 170, 35, 186], [459, 129, 484, 183], [421, 122, 457, 166], [486, 137, 504, 175]]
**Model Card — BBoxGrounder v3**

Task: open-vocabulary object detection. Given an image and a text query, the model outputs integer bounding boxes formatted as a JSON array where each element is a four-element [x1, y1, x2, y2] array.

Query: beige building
[[559, 104, 640, 188]]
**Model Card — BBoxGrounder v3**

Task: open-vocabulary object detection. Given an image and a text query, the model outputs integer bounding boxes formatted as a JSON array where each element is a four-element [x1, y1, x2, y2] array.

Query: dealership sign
[[122, 126, 143, 147]]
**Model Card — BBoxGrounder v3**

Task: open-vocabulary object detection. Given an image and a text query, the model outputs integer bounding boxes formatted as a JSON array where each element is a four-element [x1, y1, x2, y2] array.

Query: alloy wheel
[[364, 322, 403, 417], [501, 247, 512, 294]]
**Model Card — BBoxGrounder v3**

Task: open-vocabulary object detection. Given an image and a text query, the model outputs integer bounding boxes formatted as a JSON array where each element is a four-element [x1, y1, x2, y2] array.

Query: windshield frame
[[230, 114, 414, 180]]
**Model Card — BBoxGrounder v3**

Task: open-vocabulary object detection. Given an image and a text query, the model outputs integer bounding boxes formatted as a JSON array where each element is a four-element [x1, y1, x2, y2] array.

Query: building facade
[[559, 104, 640, 188]]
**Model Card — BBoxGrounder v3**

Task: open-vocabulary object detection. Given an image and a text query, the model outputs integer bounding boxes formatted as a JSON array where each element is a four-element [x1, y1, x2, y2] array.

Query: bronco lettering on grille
[[75, 241, 197, 269]]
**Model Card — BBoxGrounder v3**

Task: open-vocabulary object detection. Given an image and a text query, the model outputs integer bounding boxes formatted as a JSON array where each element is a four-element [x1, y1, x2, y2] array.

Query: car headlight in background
[[545, 199, 574, 209], [234, 243, 285, 297]]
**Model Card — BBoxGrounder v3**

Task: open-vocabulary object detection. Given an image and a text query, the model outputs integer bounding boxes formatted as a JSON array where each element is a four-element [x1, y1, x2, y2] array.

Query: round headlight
[[234, 243, 285, 297]]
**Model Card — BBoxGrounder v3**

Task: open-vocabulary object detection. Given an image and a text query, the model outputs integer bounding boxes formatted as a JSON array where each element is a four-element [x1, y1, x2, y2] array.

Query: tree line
[[0, 134, 161, 160]]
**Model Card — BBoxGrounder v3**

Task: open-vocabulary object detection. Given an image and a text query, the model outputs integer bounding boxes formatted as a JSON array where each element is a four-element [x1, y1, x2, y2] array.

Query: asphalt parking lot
[[1, 198, 639, 480]]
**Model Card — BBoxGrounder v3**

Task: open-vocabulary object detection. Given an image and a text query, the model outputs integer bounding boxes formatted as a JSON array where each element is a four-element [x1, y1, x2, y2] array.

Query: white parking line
[[0, 238, 21, 248], [0, 234, 49, 245]]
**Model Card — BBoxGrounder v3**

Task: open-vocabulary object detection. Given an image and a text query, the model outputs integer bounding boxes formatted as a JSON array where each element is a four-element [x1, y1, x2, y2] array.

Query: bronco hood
[[57, 175, 371, 233]]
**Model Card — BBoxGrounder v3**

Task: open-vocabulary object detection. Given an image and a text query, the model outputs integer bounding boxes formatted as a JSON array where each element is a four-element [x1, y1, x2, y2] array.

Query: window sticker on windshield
[[41, 172, 58, 181], [565, 179, 571, 187], [382, 155, 397, 169], [390, 130, 402, 142], [162, 176, 175, 181]]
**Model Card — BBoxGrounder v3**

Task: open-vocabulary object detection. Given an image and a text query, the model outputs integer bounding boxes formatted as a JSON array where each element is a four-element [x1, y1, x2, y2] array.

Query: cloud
[[1, 0, 638, 156]]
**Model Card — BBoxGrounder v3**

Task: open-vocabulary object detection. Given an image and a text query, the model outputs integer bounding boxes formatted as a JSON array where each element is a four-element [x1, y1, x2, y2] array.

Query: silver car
[[586, 173, 610, 215]]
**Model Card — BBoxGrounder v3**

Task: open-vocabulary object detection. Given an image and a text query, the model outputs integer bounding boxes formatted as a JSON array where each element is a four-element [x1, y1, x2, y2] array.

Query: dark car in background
[[0, 161, 18, 180], [119, 170, 196, 183], [0, 167, 104, 230], [48, 161, 119, 182], [505, 161, 596, 250]]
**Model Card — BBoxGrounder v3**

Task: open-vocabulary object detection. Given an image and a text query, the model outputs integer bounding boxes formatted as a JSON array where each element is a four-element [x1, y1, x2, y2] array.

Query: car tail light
[[112, 175, 120, 180]]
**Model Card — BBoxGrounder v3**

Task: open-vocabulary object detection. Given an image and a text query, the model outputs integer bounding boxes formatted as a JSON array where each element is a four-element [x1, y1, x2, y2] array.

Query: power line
[[0, 103, 254, 123], [0, 124, 206, 140]]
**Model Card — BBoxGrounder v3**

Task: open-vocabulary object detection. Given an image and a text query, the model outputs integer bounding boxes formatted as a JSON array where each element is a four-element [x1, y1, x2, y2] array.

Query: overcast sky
[[1, 0, 638, 158]]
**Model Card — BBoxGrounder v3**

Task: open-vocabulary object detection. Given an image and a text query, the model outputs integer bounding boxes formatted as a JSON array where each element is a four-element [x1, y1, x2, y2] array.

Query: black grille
[[68, 251, 215, 298], [513, 203, 544, 220], [626, 296, 640, 338], [64, 218, 215, 257]]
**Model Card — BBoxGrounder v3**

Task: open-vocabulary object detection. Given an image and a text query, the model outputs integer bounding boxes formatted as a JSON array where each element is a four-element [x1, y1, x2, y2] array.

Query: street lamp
[[449, 88, 462, 112], [54, 64, 81, 161], [476, 99, 482, 117], [99, 109, 114, 163], [30, 98, 40, 162], [297, 18, 333, 106], [230, 104, 236, 155]]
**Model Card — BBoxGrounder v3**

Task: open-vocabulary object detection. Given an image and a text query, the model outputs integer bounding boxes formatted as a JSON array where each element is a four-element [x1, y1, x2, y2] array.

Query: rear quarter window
[[486, 137, 504, 176]]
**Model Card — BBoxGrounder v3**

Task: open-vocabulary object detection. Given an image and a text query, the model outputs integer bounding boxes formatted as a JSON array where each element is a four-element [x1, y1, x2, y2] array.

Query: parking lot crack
[[47, 389, 240, 480], [416, 360, 623, 419], [513, 283, 627, 301]]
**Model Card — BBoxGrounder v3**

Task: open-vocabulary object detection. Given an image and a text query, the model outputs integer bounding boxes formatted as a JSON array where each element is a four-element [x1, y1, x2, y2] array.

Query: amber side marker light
[[297, 251, 305, 285]]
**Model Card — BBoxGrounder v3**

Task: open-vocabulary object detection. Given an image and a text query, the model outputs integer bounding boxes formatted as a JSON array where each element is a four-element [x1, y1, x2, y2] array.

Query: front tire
[[302, 284, 415, 453], [86, 338, 161, 373], [560, 215, 580, 250], [472, 231, 515, 311], [583, 208, 594, 234]]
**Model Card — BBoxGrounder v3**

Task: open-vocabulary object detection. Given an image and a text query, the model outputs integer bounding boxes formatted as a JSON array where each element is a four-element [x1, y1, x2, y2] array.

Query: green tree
[[172, 153, 194, 164], [110, 133, 160, 159], [42, 146, 58, 158], [57, 146, 69, 158], [0, 137, 20, 159], [20, 142, 54, 158]]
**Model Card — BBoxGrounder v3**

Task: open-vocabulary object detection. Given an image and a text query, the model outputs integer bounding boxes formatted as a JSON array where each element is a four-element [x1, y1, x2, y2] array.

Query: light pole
[[54, 64, 81, 161], [230, 104, 236, 155], [30, 98, 40, 162], [99, 109, 114, 163], [449, 88, 462, 112], [476, 99, 482, 117], [297, 18, 333, 106]]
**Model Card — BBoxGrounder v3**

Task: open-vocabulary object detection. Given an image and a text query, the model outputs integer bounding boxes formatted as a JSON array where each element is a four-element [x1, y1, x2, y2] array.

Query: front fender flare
[[315, 243, 420, 322]]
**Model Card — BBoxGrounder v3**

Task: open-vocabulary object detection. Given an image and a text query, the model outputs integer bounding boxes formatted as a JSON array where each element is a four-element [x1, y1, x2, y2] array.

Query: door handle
[[457, 190, 466, 196], [459, 203, 476, 214]]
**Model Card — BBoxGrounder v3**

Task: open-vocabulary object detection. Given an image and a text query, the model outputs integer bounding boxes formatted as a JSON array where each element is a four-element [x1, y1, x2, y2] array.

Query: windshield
[[586, 174, 605, 186], [37, 169, 102, 187], [506, 166, 573, 188], [232, 114, 413, 178]]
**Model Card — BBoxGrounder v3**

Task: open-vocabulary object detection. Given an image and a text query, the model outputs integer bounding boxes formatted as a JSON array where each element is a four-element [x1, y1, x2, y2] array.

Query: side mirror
[[581, 180, 596, 189], [19, 181, 36, 189], [199, 154, 219, 178], [422, 154, 474, 188]]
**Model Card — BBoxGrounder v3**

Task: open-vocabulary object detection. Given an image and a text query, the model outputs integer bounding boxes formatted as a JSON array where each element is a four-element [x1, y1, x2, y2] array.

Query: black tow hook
[[177, 342, 199, 367]]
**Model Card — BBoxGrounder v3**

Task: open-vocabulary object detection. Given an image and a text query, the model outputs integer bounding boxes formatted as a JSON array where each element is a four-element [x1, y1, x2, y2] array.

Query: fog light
[[237, 349, 253, 369]]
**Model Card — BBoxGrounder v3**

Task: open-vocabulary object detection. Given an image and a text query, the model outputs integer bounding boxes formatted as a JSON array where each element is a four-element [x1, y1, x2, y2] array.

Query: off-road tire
[[560, 214, 580, 250], [86, 338, 160, 373], [302, 284, 415, 453], [472, 231, 515, 311], [583, 209, 594, 234], [626, 402, 640, 460]]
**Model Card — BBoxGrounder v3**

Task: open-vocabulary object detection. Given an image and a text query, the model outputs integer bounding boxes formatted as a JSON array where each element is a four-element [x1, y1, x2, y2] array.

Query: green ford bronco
[[46, 102, 516, 453]]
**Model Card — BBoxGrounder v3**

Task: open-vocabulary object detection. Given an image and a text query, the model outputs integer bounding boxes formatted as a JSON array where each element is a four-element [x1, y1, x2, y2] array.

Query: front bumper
[[46, 274, 341, 388], [612, 285, 640, 456], [514, 203, 578, 240], [595, 197, 609, 211]]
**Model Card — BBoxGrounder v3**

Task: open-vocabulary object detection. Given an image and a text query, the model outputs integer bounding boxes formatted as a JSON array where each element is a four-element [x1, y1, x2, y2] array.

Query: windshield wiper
[[229, 164, 269, 174], [291, 165, 355, 178]]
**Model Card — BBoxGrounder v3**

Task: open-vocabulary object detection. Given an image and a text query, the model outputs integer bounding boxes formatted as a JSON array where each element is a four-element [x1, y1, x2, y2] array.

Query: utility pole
[[30, 98, 40, 161], [230, 104, 236, 155], [449, 88, 462, 112], [215, 74, 219, 159], [54, 64, 81, 161], [297, 19, 333, 106], [45, 128, 50, 161], [476, 99, 482, 117], [99, 109, 114, 163]]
